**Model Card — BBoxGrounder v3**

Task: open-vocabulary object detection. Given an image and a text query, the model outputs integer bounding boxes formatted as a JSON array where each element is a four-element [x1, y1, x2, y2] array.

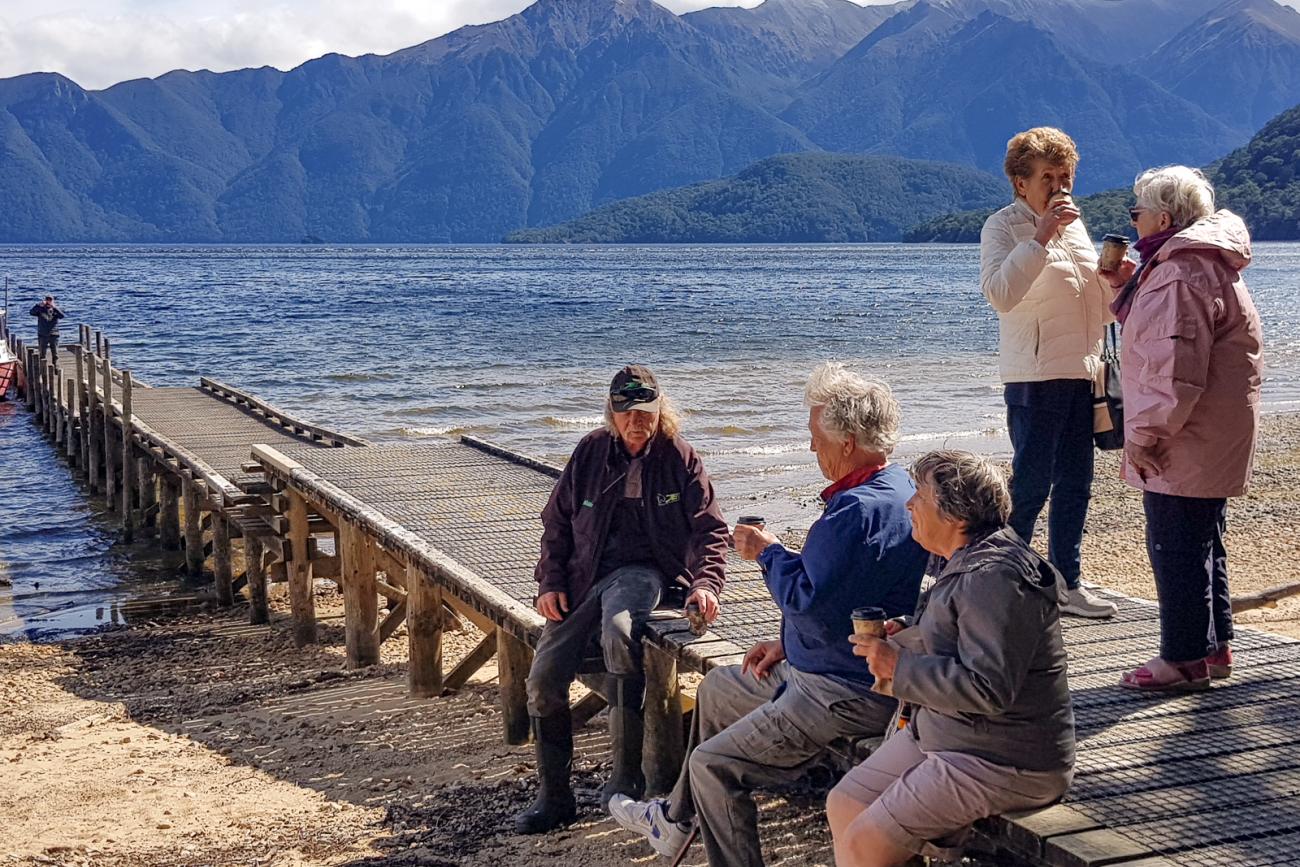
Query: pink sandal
[[1206, 644, 1233, 679], [1119, 656, 1210, 692]]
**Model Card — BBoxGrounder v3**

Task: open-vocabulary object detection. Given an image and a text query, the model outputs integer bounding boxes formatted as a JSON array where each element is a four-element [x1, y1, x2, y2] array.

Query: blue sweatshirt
[[758, 463, 927, 690]]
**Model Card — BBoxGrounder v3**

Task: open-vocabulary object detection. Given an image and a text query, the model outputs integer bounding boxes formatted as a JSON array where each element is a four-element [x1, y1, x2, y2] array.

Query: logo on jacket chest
[[656, 492, 681, 506]]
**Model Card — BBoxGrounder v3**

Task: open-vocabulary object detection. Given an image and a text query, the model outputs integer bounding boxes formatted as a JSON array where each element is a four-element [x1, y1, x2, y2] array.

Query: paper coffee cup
[[1099, 233, 1130, 273], [851, 606, 888, 638]]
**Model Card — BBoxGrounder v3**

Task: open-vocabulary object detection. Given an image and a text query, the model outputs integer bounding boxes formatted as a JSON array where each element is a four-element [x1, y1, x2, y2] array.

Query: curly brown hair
[[1003, 127, 1079, 189]]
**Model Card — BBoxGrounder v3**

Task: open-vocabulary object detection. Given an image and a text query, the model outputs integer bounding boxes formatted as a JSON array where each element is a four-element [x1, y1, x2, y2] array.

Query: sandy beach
[[2, 413, 1297, 867]]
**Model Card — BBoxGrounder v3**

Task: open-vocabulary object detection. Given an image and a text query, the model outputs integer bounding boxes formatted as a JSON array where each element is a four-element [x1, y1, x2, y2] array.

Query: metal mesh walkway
[[130, 387, 335, 488], [266, 435, 1300, 866]]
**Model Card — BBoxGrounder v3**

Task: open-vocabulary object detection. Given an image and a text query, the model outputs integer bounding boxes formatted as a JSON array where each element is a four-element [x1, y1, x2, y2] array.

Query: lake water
[[3, 243, 1298, 638]]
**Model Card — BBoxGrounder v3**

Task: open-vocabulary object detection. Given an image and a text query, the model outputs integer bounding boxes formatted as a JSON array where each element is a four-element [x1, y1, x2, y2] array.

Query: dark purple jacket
[[536, 428, 728, 606]]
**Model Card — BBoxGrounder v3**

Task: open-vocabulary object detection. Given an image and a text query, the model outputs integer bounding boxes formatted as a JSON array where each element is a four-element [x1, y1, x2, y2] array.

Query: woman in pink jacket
[[1107, 166, 1264, 691]]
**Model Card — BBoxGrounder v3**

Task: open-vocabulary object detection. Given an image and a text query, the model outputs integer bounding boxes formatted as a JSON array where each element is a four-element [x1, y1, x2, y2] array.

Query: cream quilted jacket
[[979, 199, 1114, 383]]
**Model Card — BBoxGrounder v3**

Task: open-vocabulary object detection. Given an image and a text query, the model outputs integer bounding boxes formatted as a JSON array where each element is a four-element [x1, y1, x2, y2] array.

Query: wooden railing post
[[102, 354, 116, 509], [339, 521, 379, 667], [121, 371, 136, 542], [286, 491, 318, 646], [408, 572, 444, 697], [497, 628, 533, 745], [246, 535, 269, 625], [643, 643, 685, 796], [182, 479, 204, 577]]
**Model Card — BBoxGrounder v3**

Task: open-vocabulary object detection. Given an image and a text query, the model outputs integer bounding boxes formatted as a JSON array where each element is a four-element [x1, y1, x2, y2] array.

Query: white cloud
[[0, 0, 533, 89]]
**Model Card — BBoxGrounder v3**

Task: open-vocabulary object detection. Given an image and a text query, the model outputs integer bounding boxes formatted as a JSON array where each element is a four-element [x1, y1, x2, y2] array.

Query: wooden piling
[[102, 355, 116, 510], [159, 476, 181, 550], [64, 378, 76, 461], [212, 512, 234, 606], [246, 535, 269, 625], [23, 347, 36, 410], [73, 348, 86, 465], [339, 521, 379, 668], [52, 362, 64, 444], [407, 572, 444, 697], [137, 457, 157, 528], [121, 371, 136, 542], [182, 480, 204, 577], [86, 351, 100, 492], [286, 491, 318, 646], [497, 628, 533, 745], [643, 643, 685, 796]]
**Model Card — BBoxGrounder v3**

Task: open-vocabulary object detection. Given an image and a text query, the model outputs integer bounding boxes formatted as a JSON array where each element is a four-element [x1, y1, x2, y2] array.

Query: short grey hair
[[910, 450, 1010, 540], [804, 362, 900, 456], [1133, 165, 1215, 230]]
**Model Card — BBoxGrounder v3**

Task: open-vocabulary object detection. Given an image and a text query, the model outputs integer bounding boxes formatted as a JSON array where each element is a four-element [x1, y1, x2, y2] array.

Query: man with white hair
[[610, 362, 928, 867]]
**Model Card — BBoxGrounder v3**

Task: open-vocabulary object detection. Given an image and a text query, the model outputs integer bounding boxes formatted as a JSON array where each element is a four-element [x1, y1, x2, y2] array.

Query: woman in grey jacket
[[827, 450, 1075, 867]]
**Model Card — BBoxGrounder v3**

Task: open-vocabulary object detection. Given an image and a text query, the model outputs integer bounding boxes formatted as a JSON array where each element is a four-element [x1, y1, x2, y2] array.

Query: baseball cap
[[609, 365, 661, 413]]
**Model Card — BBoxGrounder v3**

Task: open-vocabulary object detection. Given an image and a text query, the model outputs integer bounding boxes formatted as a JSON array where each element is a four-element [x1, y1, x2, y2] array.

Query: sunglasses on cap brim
[[613, 387, 657, 404]]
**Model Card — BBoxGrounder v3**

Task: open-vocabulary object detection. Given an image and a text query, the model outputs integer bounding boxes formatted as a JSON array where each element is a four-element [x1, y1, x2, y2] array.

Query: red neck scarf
[[821, 463, 886, 503]]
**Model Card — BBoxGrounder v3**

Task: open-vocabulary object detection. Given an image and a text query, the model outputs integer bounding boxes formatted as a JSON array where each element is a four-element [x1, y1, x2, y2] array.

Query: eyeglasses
[[1129, 208, 1142, 223]]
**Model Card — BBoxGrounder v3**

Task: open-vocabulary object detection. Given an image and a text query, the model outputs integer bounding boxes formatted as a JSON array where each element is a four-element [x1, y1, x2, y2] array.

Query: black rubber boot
[[599, 673, 646, 809], [515, 711, 577, 834]]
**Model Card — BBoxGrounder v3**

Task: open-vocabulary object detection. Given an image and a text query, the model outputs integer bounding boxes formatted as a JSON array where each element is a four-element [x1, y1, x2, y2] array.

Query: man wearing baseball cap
[[516, 364, 730, 834]]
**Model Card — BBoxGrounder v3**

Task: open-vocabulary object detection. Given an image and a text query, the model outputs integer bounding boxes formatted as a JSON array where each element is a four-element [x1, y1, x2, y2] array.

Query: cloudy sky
[[0, 0, 907, 89], [2, 0, 1296, 90]]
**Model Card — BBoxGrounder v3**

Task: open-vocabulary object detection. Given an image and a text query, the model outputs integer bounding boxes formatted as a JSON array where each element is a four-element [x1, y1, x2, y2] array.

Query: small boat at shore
[[0, 342, 16, 400]]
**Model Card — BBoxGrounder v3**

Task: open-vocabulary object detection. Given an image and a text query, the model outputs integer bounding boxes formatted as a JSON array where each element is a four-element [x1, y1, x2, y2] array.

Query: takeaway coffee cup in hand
[[735, 515, 766, 529], [851, 606, 889, 638], [1098, 233, 1131, 273], [852, 606, 893, 694]]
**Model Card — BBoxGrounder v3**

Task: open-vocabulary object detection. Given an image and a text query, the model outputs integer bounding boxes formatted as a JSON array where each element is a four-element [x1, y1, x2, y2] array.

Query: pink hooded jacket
[[1121, 210, 1263, 498]]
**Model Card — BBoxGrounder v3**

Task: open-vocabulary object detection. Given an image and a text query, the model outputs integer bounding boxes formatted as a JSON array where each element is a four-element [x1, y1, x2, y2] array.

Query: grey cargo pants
[[666, 660, 896, 867]]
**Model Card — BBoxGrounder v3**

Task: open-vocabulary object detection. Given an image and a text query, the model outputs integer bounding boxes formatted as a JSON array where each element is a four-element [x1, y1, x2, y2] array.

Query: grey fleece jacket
[[891, 527, 1075, 772]]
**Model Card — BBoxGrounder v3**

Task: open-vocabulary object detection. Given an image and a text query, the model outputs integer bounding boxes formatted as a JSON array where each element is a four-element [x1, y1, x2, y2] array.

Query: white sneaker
[[608, 795, 689, 858], [1061, 586, 1118, 619]]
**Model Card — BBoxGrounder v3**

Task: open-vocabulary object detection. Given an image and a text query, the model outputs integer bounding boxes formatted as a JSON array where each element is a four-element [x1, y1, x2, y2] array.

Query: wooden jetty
[[5, 319, 1300, 866]]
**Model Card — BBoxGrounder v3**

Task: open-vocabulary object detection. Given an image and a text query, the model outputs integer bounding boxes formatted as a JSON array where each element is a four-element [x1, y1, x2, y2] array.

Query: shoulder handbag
[[1093, 323, 1124, 450]]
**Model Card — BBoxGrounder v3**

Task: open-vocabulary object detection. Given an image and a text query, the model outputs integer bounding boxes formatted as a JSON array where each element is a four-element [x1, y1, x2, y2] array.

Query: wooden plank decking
[[9, 322, 1300, 866]]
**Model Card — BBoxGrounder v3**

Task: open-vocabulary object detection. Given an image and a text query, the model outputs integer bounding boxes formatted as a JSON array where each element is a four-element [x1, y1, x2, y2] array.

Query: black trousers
[[1144, 491, 1232, 662], [38, 333, 59, 362], [1005, 379, 1095, 589]]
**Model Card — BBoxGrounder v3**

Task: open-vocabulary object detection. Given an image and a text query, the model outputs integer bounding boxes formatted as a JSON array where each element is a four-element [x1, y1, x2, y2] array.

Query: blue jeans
[[1005, 379, 1094, 589], [1144, 492, 1232, 662]]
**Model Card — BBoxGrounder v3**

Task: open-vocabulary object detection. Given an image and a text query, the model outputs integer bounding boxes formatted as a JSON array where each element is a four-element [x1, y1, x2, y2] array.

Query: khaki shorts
[[832, 728, 1072, 859]]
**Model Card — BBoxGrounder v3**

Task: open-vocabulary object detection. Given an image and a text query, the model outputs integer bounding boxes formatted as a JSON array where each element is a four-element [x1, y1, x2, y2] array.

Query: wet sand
[[2, 414, 1297, 865]]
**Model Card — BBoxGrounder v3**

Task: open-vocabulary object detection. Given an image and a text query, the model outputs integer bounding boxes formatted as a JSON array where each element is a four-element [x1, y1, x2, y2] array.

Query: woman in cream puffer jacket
[[979, 127, 1116, 619]]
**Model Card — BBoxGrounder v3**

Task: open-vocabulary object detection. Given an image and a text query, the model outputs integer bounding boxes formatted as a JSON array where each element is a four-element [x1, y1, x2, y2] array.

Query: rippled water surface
[[3, 243, 1298, 637]]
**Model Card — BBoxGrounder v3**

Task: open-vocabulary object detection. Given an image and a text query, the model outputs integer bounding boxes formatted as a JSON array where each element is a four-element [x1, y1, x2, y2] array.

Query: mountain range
[[1, 0, 1299, 242]]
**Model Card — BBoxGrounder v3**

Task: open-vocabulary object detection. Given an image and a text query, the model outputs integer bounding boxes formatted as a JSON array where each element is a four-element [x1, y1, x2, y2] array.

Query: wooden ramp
[[252, 435, 1300, 866]]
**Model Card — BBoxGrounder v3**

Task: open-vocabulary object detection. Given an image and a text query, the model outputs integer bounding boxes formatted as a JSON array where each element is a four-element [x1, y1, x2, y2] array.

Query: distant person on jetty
[[980, 126, 1117, 619], [610, 363, 927, 867], [1104, 167, 1263, 692], [29, 295, 64, 362], [830, 450, 1075, 867], [515, 364, 729, 834]]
